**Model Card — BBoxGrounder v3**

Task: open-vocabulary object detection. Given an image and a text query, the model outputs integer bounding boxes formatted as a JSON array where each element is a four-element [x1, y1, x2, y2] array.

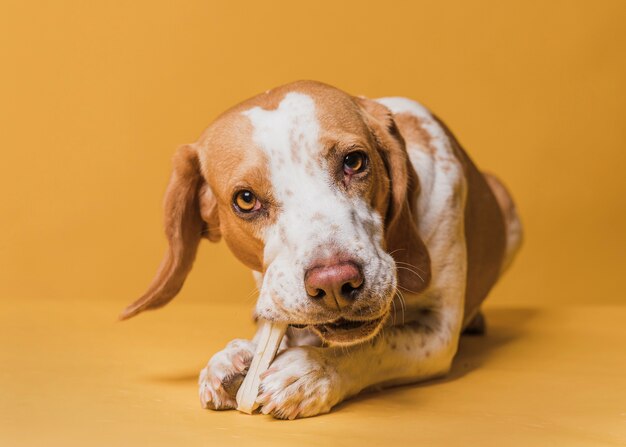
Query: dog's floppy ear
[[357, 97, 431, 294], [119, 144, 220, 320]]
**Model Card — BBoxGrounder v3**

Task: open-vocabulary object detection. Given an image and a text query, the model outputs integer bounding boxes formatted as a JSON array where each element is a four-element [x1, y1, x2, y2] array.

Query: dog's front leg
[[258, 306, 463, 419]]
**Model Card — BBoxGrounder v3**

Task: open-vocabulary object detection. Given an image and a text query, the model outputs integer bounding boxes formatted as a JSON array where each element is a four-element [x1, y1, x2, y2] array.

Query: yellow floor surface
[[2, 298, 625, 446]]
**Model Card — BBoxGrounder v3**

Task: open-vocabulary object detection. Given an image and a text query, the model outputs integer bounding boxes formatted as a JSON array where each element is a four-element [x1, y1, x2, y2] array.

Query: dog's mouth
[[305, 315, 386, 345]]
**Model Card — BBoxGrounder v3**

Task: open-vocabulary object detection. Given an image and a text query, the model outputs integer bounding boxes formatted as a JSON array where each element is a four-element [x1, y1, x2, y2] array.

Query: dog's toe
[[198, 339, 254, 410], [258, 346, 342, 419]]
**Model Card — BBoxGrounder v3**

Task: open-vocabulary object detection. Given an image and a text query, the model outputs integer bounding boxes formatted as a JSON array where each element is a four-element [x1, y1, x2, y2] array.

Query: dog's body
[[122, 81, 522, 419]]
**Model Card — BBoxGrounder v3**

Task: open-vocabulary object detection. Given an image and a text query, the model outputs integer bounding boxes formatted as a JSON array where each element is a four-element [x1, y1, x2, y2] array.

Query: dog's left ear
[[119, 144, 220, 320], [356, 97, 431, 294]]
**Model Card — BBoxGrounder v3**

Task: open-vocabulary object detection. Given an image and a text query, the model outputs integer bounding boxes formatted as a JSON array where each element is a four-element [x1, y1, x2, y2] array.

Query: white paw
[[258, 346, 343, 419], [198, 339, 255, 410]]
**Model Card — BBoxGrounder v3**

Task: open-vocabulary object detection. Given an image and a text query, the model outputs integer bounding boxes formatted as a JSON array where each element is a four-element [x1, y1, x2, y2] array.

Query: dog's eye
[[233, 190, 260, 213], [343, 151, 367, 175]]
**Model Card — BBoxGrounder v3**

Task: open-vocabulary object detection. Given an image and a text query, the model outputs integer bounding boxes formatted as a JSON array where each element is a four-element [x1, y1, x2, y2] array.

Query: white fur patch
[[242, 93, 396, 327]]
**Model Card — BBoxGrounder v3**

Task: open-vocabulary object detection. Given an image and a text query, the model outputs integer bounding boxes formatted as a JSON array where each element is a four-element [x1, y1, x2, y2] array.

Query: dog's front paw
[[198, 339, 255, 410], [258, 346, 343, 419]]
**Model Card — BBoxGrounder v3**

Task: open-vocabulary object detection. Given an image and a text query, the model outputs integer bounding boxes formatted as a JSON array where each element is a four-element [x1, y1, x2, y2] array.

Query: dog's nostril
[[340, 282, 359, 299], [310, 289, 326, 299]]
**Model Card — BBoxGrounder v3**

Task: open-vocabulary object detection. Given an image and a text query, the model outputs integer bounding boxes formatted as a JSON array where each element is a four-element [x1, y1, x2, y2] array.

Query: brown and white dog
[[121, 81, 522, 419]]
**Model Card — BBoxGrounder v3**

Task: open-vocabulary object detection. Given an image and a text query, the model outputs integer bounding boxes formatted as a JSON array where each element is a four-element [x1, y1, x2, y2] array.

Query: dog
[[121, 80, 522, 419]]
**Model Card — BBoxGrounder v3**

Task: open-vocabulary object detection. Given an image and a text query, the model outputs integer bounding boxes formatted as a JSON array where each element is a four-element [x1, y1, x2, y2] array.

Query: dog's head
[[121, 81, 431, 345]]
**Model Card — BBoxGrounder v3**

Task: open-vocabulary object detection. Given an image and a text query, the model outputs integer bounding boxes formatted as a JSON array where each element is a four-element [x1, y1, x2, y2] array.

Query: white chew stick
[[236, 320, 287, 414]]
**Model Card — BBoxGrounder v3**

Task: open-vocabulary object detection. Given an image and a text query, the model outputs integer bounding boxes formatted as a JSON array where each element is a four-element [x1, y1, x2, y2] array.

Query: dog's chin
[[309, 313, 388, 346]]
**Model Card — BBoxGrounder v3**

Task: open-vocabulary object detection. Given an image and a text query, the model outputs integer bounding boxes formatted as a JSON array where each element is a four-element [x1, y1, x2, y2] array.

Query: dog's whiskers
[[388, 249, 428, 273], [397, 284, 421, 295], [394, 290, 406, 326], [395, 260, 428, 274], [387, 248, 405, 257], [395, 265, 425, 283]]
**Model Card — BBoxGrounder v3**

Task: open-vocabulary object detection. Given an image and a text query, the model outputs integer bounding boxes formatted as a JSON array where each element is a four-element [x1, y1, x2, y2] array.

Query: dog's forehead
[[241, 84, 369, 158], [200, 82, 370, 196], [243, 92, 320, 161], [241, 82, 368, 139]]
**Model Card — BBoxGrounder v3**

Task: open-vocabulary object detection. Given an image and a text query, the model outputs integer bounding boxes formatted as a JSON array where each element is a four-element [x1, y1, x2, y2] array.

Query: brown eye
[[343, 151, 367, 175], [233, 190, 259, 213]]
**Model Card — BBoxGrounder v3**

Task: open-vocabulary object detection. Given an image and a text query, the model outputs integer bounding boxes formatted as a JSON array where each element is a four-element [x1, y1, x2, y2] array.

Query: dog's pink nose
[[304, 261, 364, 310]]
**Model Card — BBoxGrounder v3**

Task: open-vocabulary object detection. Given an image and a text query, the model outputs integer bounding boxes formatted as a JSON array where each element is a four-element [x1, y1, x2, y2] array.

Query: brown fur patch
[[394, 113, 436, 154], [433, 116, 507, 326], [198, 115, 276, 272]]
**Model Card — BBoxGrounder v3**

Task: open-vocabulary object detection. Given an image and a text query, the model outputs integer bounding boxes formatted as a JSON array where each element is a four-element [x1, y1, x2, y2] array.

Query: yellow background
[[1, 1, 625, 446]]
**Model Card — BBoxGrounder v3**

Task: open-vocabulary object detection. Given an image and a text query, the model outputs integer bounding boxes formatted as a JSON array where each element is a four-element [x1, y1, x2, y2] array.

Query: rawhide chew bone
[[236, 320, 287, 414]]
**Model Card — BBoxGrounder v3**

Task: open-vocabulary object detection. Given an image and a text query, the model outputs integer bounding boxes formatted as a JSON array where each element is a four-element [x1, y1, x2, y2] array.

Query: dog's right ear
[[356, 97, 432, 295], [119, 144, 220, 320]]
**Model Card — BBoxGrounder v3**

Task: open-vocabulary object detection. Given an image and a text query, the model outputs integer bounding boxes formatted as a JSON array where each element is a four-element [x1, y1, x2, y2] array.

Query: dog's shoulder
[[374, 97, 467, 238]]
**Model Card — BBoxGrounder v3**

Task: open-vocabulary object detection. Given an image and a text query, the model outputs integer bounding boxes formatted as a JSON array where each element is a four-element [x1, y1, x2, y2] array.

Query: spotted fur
[[122, 81, 522, 419]]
